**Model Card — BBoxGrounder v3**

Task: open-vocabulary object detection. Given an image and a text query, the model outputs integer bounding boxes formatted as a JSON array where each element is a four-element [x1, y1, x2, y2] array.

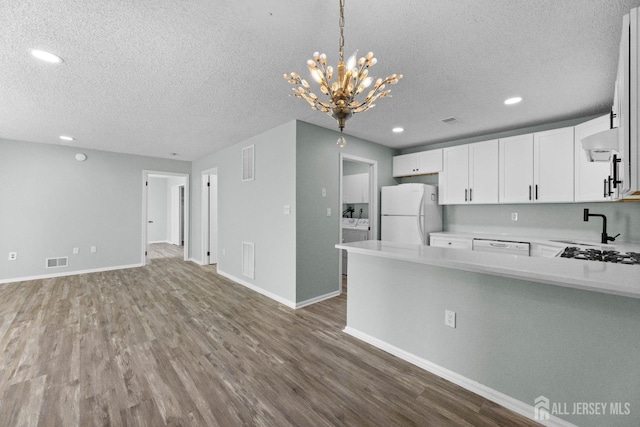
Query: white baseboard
[[148, 240, 172, 244], [189, 258, 205, 266], [217, 270, 296, 309], [0, 263, 143, 285], [343, 327, 578, 427], [295, 289, 341, 309]]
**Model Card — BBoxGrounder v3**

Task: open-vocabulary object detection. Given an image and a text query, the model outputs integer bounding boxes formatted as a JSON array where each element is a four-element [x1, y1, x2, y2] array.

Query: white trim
[[142, 170, 190, 265], [189, 258, 205, 266], [0, 264, 143, 285], [343, 327, 578, 427], [217, 269, 296, 309], [147, 240, 173, 244], [295, 290, 341, 309], [338, 154, 378, 291]]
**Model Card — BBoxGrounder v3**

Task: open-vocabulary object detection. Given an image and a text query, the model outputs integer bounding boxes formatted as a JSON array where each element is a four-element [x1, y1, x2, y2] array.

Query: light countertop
[[336, 240, 640, 300]]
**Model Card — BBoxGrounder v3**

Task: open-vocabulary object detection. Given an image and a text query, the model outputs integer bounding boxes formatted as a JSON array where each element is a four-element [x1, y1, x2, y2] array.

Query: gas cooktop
[[559, 247, 640, 265]]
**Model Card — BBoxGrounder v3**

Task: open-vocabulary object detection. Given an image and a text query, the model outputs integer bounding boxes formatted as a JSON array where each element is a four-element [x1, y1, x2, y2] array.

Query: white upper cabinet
[[534, 127, 575, 202], [574, 115, 614, 202], [393, 149, 443, 177], [499, 134, 535, 203], [343, 173, 369, 204], [499, 127, 574, 203], [439, 140, 498, 204]]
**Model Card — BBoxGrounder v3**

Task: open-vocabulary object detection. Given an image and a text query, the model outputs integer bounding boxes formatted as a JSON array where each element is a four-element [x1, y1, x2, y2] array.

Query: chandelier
[[284, 0, 402, 147]]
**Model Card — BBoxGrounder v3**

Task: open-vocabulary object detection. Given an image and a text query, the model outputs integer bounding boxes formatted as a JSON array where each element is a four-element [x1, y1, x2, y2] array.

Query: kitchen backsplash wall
[[443, 202, 640, 243]]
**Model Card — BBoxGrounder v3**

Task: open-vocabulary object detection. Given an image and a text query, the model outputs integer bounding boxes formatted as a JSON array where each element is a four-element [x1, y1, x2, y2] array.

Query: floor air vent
[[46, 257, 68, 268], [242, 242, 255, 279]]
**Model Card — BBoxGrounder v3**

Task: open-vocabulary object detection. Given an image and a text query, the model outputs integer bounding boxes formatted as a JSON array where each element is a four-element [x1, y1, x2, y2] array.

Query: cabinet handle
[[469, 188, 473, 202], [528, 185, 532, 201], [464, 188, 468, 202], [535, 185, 539, 200], [612, 154, 622, 189], [604, 179, 608, 198]]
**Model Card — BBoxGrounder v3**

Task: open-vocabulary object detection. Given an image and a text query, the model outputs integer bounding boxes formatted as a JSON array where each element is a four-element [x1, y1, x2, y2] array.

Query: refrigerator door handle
[[417, 190, 425, 244]]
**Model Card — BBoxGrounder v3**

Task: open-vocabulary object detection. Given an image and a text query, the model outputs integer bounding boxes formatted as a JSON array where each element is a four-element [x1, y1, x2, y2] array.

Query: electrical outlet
[[327, 208, 331, 217], [90, 246, 97, 253], [8, 252, 17, 261], [511, 212, 518, 221], [445, 310, 456, 328], [72, 247, 79, 255], [322, 188, 327, 197]]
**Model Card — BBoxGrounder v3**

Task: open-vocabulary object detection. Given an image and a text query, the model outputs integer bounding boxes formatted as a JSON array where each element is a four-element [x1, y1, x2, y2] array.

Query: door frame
[[142, 170, 190, 264], [201, 168, 219, 265], [338, 154, 378, 293]]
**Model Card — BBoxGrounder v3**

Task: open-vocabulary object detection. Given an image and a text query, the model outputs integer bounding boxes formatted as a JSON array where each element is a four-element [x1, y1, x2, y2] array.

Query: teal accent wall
[[295, 121, 398, 303]]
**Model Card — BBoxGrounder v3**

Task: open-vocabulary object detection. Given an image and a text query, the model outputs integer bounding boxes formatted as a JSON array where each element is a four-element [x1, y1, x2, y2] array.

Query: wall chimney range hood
[[581, 127, 619, 162]]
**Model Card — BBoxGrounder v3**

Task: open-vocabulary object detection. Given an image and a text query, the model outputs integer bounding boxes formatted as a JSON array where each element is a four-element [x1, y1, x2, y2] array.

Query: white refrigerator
[[381, 184, 443, 245]]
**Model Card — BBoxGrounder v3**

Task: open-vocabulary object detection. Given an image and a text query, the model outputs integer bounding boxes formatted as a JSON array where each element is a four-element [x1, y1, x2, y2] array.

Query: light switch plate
[[322, 188, 327, 197]]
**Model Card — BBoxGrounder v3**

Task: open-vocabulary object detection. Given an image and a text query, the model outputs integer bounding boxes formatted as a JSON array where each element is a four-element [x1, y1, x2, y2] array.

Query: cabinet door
[[416, 149, 443, 174], [392, 154, 418, 177], [534, 127, 574, 203], [358, 173, 370, 203], [469, 139, 499, 204], [440, 145, 469, 204], [343, 174, 357, 203], [499, 134, 534, 203], [574, 115, 613, 202]]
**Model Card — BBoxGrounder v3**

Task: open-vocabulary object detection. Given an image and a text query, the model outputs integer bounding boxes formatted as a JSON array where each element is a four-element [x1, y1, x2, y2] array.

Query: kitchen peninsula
[[337, 240, 640, 427]]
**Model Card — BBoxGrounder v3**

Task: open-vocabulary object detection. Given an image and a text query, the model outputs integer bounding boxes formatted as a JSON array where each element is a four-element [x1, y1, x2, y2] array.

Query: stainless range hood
[[581, 127, 619, 162]]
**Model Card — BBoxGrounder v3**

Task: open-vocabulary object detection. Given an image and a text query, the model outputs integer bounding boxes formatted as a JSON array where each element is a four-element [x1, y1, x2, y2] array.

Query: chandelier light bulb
[[337, 136, 347, 148]]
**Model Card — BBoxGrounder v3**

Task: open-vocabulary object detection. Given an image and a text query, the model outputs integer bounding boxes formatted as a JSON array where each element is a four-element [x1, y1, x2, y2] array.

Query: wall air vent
[[46, 257, 68, 268], [242, 242, 255, 279], [242, 145, 255, 181], [440, 116, 460, 125]]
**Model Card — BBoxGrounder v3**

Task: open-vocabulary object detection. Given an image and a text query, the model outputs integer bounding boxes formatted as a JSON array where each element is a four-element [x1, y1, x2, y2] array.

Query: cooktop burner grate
[[559, 247, 640, 265]]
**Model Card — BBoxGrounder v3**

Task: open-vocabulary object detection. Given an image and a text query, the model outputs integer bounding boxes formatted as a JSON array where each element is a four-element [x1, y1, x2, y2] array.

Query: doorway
[[202, 168, 219, 265], [339, 154, 378, 292], [142, 171, 189, 263]]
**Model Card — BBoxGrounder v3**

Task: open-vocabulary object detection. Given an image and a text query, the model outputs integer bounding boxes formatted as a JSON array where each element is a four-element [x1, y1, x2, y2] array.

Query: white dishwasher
[[472, 239, 530, 256]]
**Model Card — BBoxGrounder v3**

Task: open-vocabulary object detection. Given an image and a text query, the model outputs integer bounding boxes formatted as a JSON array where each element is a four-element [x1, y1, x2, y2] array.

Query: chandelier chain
[[339, 0, 345, 61]]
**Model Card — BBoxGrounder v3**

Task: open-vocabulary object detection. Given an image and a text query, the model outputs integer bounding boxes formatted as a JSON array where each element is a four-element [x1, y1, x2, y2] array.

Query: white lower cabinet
[[430, 235, 473, 250]]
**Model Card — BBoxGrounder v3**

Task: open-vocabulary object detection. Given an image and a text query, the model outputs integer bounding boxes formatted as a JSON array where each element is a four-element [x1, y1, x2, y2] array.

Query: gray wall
[[295, 121, 398, 303], [0, 138, 190, 281], [347, 253, 640, 427], [190, 121, 298, 304]]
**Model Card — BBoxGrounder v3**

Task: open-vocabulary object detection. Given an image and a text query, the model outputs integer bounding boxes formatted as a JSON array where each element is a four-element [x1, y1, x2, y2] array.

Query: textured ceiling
[[1, 0, 640, 160]]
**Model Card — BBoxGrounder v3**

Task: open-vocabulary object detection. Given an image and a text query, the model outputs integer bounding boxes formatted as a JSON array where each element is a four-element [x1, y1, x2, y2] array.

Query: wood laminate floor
[[0, 258, 540, 426], [147, 242, 185, 260]]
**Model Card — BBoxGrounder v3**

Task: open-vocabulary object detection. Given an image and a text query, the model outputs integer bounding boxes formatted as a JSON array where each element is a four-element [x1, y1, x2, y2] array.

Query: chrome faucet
[[583, 209, 620, 244]]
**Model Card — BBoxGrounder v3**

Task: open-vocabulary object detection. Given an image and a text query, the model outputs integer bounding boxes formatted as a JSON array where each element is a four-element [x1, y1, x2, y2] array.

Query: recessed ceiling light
[[30, 49, 63, 63], [59, 135, 75, 141], [392, 127, 404, 133], [504, 97, 522, 105]]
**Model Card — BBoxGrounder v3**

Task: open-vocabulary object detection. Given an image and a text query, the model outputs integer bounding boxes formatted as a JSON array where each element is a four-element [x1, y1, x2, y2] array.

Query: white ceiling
[[2, 0, 640, 160]]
